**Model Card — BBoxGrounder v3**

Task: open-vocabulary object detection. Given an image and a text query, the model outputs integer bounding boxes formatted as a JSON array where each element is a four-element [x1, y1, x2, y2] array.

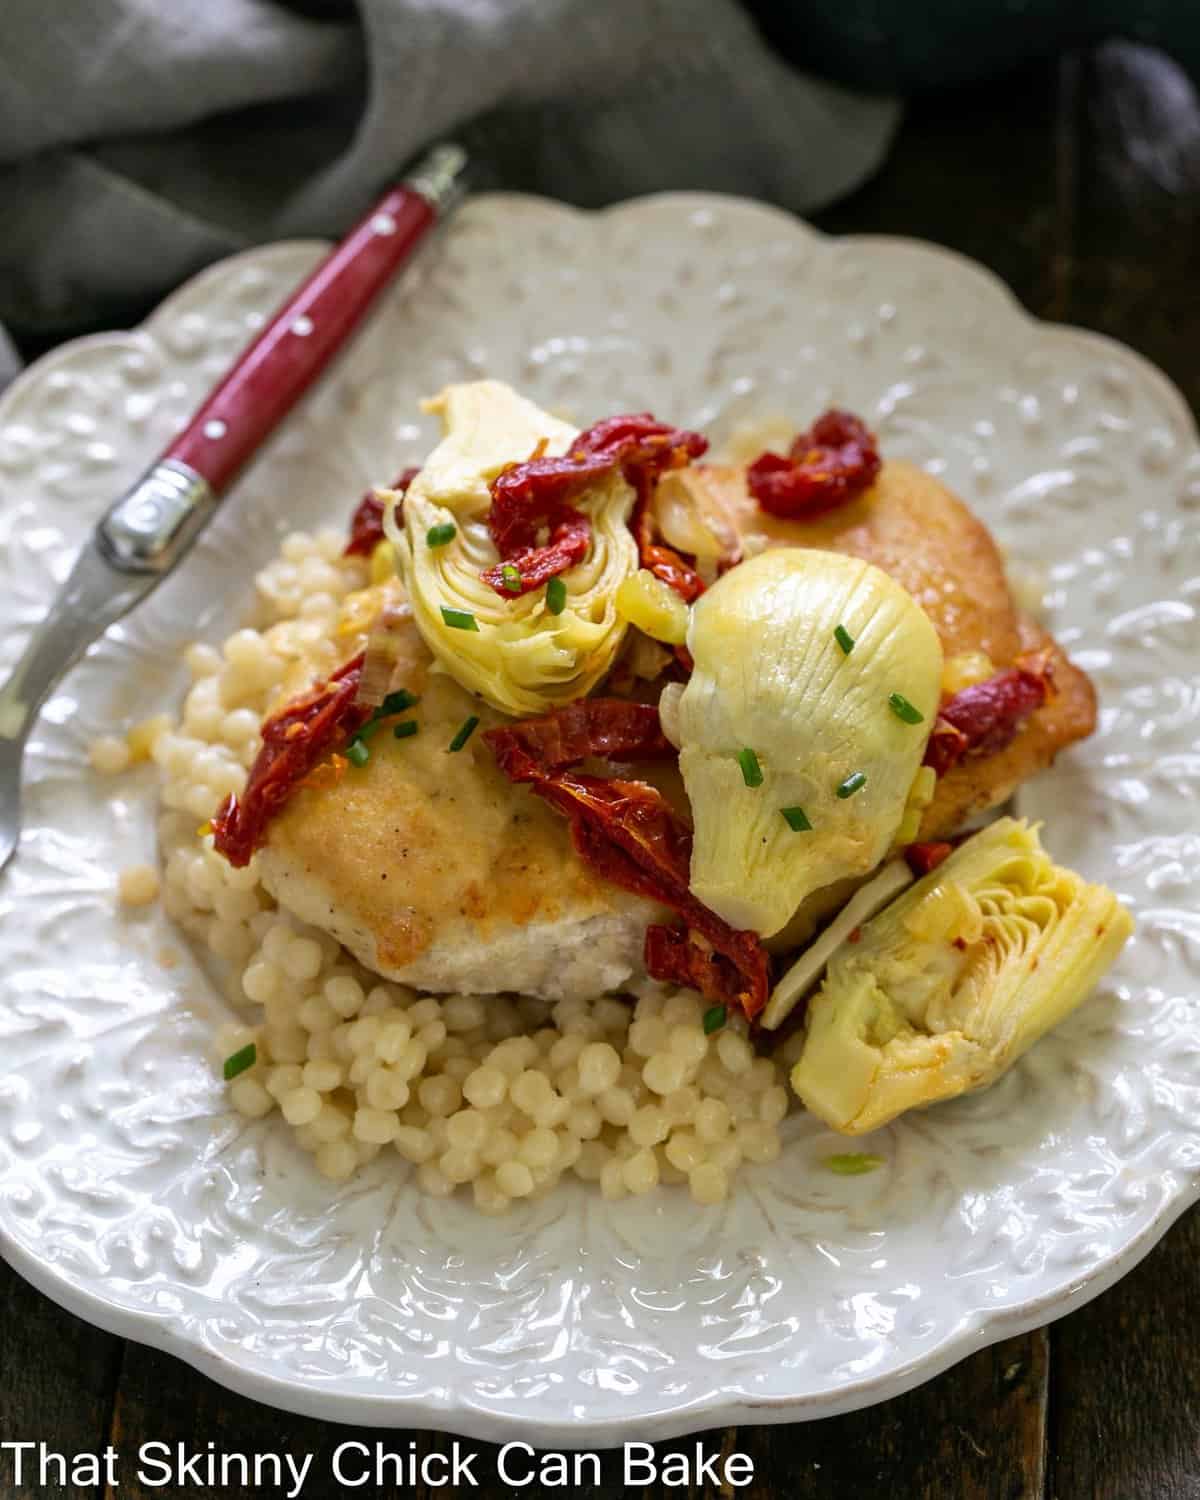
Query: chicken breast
[[256, 592, 663, 1001], [920, 612, 1097, 838], [656, 460, 1096, 832], [658, 458, 1022, 662]]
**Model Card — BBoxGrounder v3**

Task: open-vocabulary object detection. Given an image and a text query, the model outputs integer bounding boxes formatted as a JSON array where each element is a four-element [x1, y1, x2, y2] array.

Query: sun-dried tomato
[[485, 699, 675, 780], [924, 650, 1055, 777], [747, 409, 881, 519], [631, 496, 707, 604], [923, 719, 969, 778], [343, 467, 419, 557], [486, 714, 769, 1019], [536, 774, 691, 898], [542, 774, 769, 1019], [574, 415, 708, 492], [480, 505, 591, 597], [482, 414, 707, 599], [643, 923, 769, 1016], [344, 494, 387, 559], [904, 841, 955, 877], [212, 653, 369, 867]]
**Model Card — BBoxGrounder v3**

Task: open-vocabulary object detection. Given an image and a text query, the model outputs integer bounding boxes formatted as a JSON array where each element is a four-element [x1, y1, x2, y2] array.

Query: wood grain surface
[[3, 41, 1198, 1500]]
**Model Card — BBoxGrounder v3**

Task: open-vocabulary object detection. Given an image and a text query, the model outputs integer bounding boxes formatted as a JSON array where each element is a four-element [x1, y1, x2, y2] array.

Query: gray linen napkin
[[0, 0, 899, 379]]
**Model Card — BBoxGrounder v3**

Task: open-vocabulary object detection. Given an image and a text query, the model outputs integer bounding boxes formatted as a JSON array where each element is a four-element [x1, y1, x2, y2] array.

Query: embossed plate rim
[[2, 1183, 1196, 1437]]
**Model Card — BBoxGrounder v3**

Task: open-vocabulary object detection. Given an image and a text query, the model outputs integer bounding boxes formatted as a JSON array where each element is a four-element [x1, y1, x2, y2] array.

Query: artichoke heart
[[389, 380, 638, 717], [790, 818, 1134, 1134], [679, 548, 943, 937]]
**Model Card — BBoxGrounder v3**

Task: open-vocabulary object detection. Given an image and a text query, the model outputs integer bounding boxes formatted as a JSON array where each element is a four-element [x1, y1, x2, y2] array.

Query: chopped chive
[[500, 563, 523, 594], [356, 716, 384, 741], [346, 738, 370, 768], [737, 747, 764, 788], [702, 1005, 727, 1035], [836, 770, 867, 799], [888, 691, 925, 724], [379, 688, 419, 717], [393, 720, 418, 739], [546, 576, 567, 615], [441, 607, 479, 632], [781, 805, 812, 832], [426, 522, 457, 548], [448, 715, 480, 753], [223, 1043, 257, 1081], [834, 624, 856, 655], [826, 1153, 884, 1176]]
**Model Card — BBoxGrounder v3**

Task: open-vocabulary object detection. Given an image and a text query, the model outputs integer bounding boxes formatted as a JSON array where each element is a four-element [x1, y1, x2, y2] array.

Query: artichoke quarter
[[388, 381, 638, 717], [678, 547, 943, 938], [789, 818, 1133, 1134]]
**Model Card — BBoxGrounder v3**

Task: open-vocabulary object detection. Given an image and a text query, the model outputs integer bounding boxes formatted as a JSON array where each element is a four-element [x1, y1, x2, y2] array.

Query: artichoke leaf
[[388, 380, 638, 717], [679, 548, 943, 938], [762, 858, 915, 1030], [789, 817, 1134, 1134]]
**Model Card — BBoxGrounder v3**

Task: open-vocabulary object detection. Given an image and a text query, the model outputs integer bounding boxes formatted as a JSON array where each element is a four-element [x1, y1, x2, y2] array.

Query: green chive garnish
[[826, 1153, 884, 1176], [356, 717, 384, 741], [441, 607, 479, 632], [223, 1043, 257, 1081], [546, 576, 567, 615], [888, 692, 924, 724], [781, 806, 812, 832], [380, 688, 419, 717], [448, 715, 480, 752], [426, 523, 457, 548], [834, 624, 855, 655], [500, 563, 523, 594], [703, 1005, 727, 1035], [346, 738, 370, 767], [737, 748, 763, 788], [836, 770, 867, 799], [393, 720, 418, 739]]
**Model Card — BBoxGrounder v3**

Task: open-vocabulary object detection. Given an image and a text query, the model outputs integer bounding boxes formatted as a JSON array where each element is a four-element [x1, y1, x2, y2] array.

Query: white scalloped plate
[[1, 194, 1198, 1445]]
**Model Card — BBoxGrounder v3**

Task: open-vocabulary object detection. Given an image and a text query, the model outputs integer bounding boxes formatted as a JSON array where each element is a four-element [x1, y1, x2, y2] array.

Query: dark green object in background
[[748, 0, 1200, 88]]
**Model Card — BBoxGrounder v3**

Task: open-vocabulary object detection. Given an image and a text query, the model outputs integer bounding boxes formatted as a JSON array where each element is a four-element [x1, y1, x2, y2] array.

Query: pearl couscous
[[106, 525, 790, 1212], [118, 864, 160, 907]]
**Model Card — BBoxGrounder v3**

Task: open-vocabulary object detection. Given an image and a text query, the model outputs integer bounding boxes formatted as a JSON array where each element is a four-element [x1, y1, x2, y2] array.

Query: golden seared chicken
[[655, 459, 1097, 835], [255, 588, 664, 1001]]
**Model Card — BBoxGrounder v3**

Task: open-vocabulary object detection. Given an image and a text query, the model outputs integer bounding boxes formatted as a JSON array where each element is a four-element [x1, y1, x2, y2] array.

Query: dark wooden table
[[4, 41, 1199, 1500]]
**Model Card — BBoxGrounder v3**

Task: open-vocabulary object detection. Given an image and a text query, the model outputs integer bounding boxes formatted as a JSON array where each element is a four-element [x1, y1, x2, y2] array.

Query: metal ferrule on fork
[[98, 460, 217, 573], [0, 458, 214, 741]]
